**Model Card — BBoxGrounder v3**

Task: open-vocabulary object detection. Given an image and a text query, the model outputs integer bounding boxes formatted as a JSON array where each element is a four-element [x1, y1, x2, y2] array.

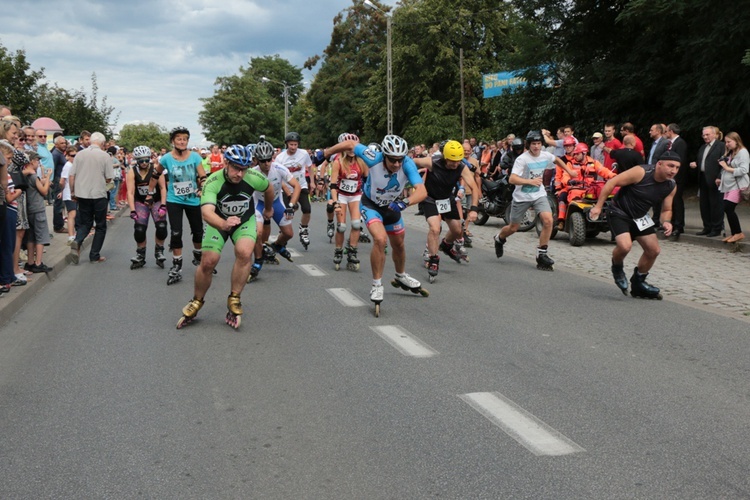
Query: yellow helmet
[[442, 140, 463, 161]]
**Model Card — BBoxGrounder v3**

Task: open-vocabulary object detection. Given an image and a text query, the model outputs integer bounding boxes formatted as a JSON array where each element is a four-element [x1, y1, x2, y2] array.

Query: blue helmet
[[245, 143, 257, 158], [224, 144, 252, 167]]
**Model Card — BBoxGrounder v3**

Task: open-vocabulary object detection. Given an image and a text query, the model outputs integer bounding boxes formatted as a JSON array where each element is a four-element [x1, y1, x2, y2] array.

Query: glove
[[312, 149, 327, 166], [284, 206, 295, 218], [130, 210, 138, 220], [157, 204, 167, 218], [388, 200, 408, 213]]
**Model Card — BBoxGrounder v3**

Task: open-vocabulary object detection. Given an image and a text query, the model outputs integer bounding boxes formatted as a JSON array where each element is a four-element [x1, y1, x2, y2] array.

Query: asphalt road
[[1, 207, 749, 499]]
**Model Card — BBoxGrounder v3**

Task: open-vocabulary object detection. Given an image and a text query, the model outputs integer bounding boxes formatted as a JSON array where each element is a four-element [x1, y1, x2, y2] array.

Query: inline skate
[[390, 273, 429, 297], [130, 247, 146, 270], [154, 244, 166, 269], [176, 297, 203, 329], [167, 257, 183, 285], [226, 292, 243, 329], [629, 267, 662, 299], [333, 247, 344, 271], [346, 245, 360, 271]]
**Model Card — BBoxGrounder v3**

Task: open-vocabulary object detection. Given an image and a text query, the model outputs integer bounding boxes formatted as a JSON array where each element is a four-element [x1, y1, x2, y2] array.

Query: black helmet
[[511, 137, 524, 152], [285, 131, 301, 144], [169, 126, 190, 142], [525, 130, 543, 148]]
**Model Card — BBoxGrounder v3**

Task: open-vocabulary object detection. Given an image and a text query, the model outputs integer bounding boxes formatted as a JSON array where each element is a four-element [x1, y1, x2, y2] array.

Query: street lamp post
[[261, 76, 289, 137], [364, 0, 392, 135]]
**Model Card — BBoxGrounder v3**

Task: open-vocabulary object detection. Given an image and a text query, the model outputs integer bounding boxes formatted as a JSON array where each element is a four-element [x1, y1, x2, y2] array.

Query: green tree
[[0, 43, 45, 123], [200, 56, 304, 146], [302, 0, 389, 146], [36, 74, 118, 137], [117, 122, 170, 151], [361, 0, 516, 144]]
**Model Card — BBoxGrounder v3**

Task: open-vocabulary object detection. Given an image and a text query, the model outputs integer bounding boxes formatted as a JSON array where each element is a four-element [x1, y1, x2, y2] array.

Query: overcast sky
[[3, 0, 396, 147]]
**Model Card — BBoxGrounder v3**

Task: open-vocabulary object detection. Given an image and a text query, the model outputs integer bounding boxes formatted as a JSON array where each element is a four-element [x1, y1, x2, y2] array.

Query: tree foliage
[[0, 43, 117, 136], [117, 122, 170, 152], [199, 55, 304, 147]]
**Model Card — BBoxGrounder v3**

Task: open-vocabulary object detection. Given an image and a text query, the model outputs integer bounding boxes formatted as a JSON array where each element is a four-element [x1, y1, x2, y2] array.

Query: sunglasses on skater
[[385, 156, 403, 164]]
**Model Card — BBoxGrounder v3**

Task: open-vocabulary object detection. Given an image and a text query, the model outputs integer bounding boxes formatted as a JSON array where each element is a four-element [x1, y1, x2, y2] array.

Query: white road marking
[[327, 288, 366, 307], [459, 392, 586, 456], [288, 248, 302, 258], [370, 325, 438, 358], [298, 264, 327, 277]]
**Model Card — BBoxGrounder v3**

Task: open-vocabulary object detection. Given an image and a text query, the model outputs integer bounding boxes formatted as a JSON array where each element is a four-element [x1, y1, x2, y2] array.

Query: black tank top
[[134, 167, 161, 204], [612, 166, 675, 219], [424, 158, 466, 201]]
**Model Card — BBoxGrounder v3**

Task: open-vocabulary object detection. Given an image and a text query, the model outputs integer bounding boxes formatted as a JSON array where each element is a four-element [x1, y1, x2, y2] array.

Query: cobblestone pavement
[[403, 211, 750, 322]]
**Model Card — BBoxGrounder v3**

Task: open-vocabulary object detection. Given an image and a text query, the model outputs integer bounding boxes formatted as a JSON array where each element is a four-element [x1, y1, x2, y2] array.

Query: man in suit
[[690, 126, 725, 237], [664, 123, 689, 240], [648, 123, 671, 228]]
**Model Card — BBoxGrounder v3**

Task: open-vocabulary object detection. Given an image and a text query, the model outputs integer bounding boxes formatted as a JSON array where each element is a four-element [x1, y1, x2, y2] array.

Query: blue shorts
[[360, 196, 404, 235], [255, 197, 292, 227]]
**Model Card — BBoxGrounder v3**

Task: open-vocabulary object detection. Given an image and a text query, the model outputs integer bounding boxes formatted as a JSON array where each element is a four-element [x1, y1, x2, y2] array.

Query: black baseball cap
[[658, 150, 681, 162]]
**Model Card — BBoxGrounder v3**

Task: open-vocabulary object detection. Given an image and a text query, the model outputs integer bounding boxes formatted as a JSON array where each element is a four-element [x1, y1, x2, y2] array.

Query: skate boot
[[333, 247, 344, 271], [176, 297, 203, 329], [130, 247, 146, 270], [427, 254, 440, 283], [263, 243, 280, 265], [359, 229, 371, 243], [299, 225, 310, 250], [346, 245, 360, 271], [536, 245, 554, 271], [423, 244, 430, 267], [391, 272, 429, 296], [167, 257, 183, 285], [226, 292, 242, 329], [439, 238, 462, 263], [327, 221, 335, 242], [192, 249, 202, 266], [370, 283, 384, 317], [629, 267, 662, 299], [454, 238, 470, 262], [272, 242, 293, 262], [611, 260, 628, 295], [462, 232, 473, 248], [494, 235, 506, 258], [154, 244, 166, 269], [247, 257, 263, 283]]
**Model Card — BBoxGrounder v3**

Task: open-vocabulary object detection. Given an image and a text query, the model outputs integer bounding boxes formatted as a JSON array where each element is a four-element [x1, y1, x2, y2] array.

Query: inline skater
[[177, 145, 274, 329], [589, 150, 680, 299], [127, 145, 168, 269], [411, 140, 480, 282], [318, 134, 428, 316], [275, 132, 314, 249], [145, 126, 207, 285], [493, 130, 578, 271], [248, 140, 301, 282], [328, 133, 369, 271]]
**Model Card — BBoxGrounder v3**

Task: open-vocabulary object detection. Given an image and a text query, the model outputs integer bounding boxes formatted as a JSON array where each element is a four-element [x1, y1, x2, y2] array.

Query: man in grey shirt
[[67, 131, 113, 264]]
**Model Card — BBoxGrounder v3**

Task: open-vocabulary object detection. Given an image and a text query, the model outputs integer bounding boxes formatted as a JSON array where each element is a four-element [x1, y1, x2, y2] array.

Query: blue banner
[[482, 71, 526, 98]]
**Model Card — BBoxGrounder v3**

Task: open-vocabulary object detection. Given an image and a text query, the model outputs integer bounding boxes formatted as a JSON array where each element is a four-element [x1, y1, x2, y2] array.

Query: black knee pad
[[134, 224, 147, 244], [155, 221, 168, 240], [170, 229, 183, 250]]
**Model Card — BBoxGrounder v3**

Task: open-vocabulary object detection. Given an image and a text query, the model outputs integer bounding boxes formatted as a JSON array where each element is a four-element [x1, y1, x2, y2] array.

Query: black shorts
[[419, 199, 460, 220], [607, 210, 656, 239]]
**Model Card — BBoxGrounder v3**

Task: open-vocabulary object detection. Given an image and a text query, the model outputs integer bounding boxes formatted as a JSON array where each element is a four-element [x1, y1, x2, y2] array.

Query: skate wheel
[[428, 275, 436, 283], [225, 313, 241, 329], [390, 280, 403, 290], [374, 303, 380, 317], [418, 288, 429, 297], [176, 316, 190, 329]]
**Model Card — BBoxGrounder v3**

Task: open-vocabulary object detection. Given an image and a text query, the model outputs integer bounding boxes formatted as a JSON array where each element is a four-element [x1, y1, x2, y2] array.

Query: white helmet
[[133, 145, 151, 160], [381, 134, 408, 158]]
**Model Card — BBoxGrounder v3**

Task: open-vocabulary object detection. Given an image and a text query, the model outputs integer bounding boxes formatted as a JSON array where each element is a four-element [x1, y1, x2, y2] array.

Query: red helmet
[[563, 136, 576, 147], [573, 143, 589, 155]]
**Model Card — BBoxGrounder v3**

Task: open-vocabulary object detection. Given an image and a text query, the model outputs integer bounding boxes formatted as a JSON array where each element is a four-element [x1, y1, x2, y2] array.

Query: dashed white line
[[327, 288, 366, 307], [459, 392, 585, 456], [369, 325, 438, 358], [298, 264, 327, 276]]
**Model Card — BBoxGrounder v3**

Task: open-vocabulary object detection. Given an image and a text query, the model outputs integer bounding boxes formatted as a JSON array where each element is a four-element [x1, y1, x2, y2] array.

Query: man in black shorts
[[412, 140, 480, 281], [589, 150, 680, 299]]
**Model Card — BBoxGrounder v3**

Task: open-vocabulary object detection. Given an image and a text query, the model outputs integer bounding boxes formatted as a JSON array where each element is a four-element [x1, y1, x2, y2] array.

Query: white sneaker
[[395, 273, 421, 289], [370, 284, 384, 302]]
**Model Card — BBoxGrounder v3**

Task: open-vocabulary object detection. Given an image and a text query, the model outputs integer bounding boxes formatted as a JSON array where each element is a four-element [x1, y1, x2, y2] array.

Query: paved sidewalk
[[0, 204, 127, 328], [403, 193, 750, 322]]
